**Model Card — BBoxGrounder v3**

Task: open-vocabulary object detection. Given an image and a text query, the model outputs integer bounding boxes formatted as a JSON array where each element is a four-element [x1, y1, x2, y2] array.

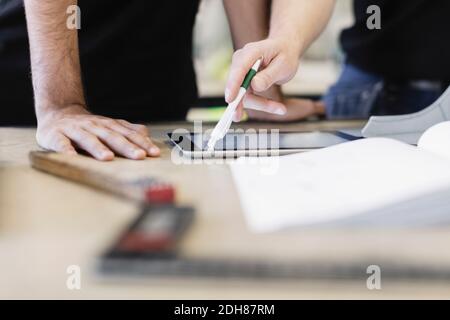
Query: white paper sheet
[[230, 138, 450, 233]]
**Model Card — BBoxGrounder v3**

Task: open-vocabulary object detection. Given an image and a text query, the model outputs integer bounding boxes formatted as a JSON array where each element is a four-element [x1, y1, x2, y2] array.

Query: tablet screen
[[170, 131, 350, 152]]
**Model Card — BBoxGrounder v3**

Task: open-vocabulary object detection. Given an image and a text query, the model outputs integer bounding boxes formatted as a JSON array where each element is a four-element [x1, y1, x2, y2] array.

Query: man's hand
[[246, 98, 325, 122], [226, 37, 302, 121], [36, 105, 160, 161], [239, 85, 325, 122], [24, 1, 161, 161], [223, 0, 335, 121], [226, 37, 301, 99]]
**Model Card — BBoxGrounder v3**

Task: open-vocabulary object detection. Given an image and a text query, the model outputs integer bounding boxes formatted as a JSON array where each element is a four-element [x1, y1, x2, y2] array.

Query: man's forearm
[[223, 0, 334, 119], [224, 0, 335, 56], [269, 0, 335, 57], [223, 0, 271, 49], [24, 0, 85, 119]]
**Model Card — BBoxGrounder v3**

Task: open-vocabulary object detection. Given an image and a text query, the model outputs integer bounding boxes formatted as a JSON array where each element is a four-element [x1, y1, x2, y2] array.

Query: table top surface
[[2, 121, 450, 299]]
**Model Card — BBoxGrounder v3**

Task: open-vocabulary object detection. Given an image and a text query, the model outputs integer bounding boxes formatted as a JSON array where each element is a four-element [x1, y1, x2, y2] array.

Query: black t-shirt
[[341, 0, 450, 81], [0, 0, 200, 126]]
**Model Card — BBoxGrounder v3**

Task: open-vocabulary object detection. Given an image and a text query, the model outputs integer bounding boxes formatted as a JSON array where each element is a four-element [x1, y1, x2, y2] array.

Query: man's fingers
[[62, 127, 114, 161], [37, 113, 158, 161], [281, 99, 324, 121], [234, 89, 287, 122], [49, 132, 77, 155], [105, 121, 160, 157], [233, 102, 245, 122], [225, 46, 265, 103], [246, 99, 321, 122], [116, 120, 150, 137], [83, 124, 147, 160], [251, 56, 289, 93], [243, 93, 287, 115]]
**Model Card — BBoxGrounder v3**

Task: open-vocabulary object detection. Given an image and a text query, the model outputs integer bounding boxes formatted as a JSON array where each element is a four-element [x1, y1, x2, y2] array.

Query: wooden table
[[2, 121, 450, 299]]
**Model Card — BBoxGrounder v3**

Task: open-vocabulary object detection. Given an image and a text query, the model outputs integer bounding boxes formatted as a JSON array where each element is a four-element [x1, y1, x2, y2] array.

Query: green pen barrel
[[241, 69, 258, 90]]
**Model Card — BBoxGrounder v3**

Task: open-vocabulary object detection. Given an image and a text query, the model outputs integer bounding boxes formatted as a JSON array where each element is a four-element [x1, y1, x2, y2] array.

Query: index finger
[[225, 47, 264, 104]]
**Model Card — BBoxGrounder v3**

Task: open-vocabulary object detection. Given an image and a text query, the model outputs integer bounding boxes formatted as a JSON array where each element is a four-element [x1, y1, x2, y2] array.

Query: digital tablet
[[168, 131, 356, 159]]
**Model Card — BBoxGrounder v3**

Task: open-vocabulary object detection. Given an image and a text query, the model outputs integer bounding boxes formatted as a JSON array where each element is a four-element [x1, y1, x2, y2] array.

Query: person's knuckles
[[63, 147, 77, 155], [54, 136, 71, 150], [90, 140, 114, 160], [111, 136, 141, 158], [65, 122, 81, 135], [76, 128, 99, 145], [130, 133, 152, 150], [98, 128, 118, 142], [252, 74, 271, 92], [45, 120, 115, 160], [126, 132, 154, 152], [229, 65, 248, 83], [231, 47, 259, 75], [104, 118, 120, 127], [81, 119, 97, 127], [105, 122, 129, 135], [83, 136, 101, 150], [97, 118, 119, 128], [104, 126, 125, 140], [242, 42, 257, 51], [115, 136, 145, 158], [133, 124, 149, 136], [243, 41, 267, 57], [279, 59, 299, 81], [59, 143, 77, 155], [100, 119, 123, 132], [231, 48, 245, 63], [119, 121, 148, 136], [123, 130, 141, 141], [117, 119, 132, 126], [80, 122, 146, 160], [117, 119, 138, 131], [51, 139, 66, 152]]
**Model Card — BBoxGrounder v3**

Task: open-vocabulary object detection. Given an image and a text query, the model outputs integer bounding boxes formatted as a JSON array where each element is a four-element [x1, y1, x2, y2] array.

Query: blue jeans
[[323, 64, 447, 119]]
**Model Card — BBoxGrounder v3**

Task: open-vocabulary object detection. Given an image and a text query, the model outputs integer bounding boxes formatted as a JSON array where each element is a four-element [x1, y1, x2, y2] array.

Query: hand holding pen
[[207, 58, 263, 151], [224, 38, 302, 122]]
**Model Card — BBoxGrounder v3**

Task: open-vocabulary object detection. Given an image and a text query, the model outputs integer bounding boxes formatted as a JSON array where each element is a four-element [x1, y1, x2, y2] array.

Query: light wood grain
[[2, 121, 450, 299]]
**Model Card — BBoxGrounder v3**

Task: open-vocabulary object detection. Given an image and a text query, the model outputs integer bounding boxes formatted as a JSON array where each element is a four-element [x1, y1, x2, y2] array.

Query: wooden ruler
[[29, 151, 175, 204]]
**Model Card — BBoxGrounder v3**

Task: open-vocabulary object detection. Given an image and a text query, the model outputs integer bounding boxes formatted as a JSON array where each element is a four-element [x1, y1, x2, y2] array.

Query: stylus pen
[[206, 58, 263, 151]]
